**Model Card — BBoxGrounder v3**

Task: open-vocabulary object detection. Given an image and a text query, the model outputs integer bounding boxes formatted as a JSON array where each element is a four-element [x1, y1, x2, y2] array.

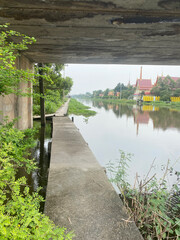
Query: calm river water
[[71, 99, 180, 188]]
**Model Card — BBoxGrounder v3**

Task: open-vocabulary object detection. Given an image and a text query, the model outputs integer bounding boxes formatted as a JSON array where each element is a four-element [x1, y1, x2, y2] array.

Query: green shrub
[[0, 120, 74, 239], [33, 90, 64, 115]]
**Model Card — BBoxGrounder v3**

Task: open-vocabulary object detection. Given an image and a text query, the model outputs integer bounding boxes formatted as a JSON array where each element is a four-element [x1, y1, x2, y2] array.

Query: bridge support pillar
[[0, 55, 34, 129]]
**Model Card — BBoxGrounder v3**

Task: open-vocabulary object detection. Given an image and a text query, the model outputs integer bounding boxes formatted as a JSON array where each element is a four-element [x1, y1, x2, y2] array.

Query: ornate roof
[[136, 79, 152, 91]]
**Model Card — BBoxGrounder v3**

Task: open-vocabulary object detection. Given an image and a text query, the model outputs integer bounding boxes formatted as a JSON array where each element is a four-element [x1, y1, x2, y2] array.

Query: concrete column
[[0, 94, 16, 123], [0, 55, 34, 129], [16, 55, 34, 130]]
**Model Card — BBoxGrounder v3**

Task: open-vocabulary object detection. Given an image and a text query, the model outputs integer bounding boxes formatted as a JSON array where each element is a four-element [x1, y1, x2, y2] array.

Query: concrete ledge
[[45, 117, 143, 240]]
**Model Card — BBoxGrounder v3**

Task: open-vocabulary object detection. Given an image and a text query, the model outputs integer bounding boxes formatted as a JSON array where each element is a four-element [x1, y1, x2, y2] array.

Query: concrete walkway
[[33, 99, 70, 119], [55, 98, 70, 117], [45, 117, 143, 240]]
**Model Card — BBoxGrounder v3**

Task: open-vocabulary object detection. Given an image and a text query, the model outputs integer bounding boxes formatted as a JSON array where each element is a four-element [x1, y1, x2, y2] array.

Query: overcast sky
[[65, 64, 180, 95]]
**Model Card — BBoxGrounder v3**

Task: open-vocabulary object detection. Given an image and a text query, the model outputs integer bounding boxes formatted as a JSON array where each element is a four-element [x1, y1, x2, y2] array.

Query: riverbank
[[91, 97, 180, 111], [92, 97, 136, 105], [107, 151, 180, 240], [68, 98, 96, 117], [142, 100, 180, 111]]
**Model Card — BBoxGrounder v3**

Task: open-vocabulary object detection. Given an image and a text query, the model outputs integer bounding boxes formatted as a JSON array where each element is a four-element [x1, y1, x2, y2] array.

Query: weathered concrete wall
[[0, 94, 17, 123], [0, 55, 34, 129], [16, 55, 34, 129], [1, 0, 180, 64]]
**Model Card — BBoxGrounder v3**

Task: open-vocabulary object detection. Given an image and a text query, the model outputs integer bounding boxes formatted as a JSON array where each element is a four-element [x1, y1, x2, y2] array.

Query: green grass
[[93, 97, 180, 111], [68, 98, 96, 117], [93, 97, 136, 105]]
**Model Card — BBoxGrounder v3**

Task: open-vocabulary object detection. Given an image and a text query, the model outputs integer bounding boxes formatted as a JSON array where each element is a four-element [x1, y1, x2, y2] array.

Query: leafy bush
[[0, 24, 73, 239], [44, 90, 63, 114], [0, 24, 35, 96], [0, 120, 74, 239], [107, 151, 180, 239], [33, 65, 73, 115]]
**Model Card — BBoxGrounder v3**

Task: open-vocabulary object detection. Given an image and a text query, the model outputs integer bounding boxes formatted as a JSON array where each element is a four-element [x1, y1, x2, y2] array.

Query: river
[[70, 99, 180, 188]]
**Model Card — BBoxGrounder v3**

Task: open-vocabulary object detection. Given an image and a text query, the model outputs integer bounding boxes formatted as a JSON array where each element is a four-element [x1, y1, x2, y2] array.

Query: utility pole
[[120, 83, 122, 100], [38, 63, 46, 126]]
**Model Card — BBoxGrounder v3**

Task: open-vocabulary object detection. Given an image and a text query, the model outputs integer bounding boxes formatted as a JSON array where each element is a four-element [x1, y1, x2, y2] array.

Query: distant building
[[134, 67, 153, 100], [99, 93, 104, 97], [154, 75, 180, 87], [108, 91, 114, 96], [116, 92, 120, 97]]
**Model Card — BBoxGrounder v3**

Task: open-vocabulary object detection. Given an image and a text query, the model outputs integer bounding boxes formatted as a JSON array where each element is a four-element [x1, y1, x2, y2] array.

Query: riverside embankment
[[44, 102, 143, 240], [91, 97, 180, 111]]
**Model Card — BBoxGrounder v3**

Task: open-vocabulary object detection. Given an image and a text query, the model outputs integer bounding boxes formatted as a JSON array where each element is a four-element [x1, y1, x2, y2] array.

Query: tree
[[33, 63, 73, 115], [93, 90, 103, 97], [151, 75, 179, 101], [174, 88, 180, 97], [0, 23, 36, 96], [114, 83, 127, 94], [104, 88, 109, 96], [118, 85, 135, 99], [175, 79, 180, 88], [38, 63, 46, 126], [151, 85, 161, 96], [85, 92, 92, 98]]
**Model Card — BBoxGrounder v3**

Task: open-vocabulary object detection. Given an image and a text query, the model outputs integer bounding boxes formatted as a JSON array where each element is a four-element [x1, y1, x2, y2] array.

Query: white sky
[[65, 64, 180, 94]]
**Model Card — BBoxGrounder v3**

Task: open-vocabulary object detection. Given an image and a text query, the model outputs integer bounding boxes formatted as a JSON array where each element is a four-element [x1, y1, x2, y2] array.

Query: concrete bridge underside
[[1, 0, 180, 65]]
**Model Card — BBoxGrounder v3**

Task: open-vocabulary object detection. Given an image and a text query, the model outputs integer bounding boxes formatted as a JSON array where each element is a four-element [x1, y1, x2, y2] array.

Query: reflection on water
[[17, 120, 52, 212], [71, 99, 180, 187], [32, 120, 52, 211], [92, 100, 180, 133]]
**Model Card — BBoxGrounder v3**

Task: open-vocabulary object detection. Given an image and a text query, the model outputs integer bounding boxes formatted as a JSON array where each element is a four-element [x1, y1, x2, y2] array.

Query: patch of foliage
[[68, 98, 96, 117], [0, 120, 74, 239], [0, 24, 74, 239], [0, 23, 35, 96], [107, 151, 180, 240], [93, 98, 136, 105], [151, 75, 180, 101], [72, 83, 135, 100], [33, 64, 73, 115]]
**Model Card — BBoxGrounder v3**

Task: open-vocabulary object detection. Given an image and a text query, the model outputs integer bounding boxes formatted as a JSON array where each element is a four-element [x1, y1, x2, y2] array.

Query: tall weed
[[107, 151, 180, 239]]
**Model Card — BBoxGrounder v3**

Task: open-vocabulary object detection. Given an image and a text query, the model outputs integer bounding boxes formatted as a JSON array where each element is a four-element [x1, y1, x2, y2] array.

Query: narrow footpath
[[33, 99, 70, 120], [45, 102, 143, 240]]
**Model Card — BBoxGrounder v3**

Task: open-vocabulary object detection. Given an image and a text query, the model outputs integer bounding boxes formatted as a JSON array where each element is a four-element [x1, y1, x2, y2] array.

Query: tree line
[[150, 75, 180, 101], [73, 83, 135, 99], [73, 75, 180, 102]]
